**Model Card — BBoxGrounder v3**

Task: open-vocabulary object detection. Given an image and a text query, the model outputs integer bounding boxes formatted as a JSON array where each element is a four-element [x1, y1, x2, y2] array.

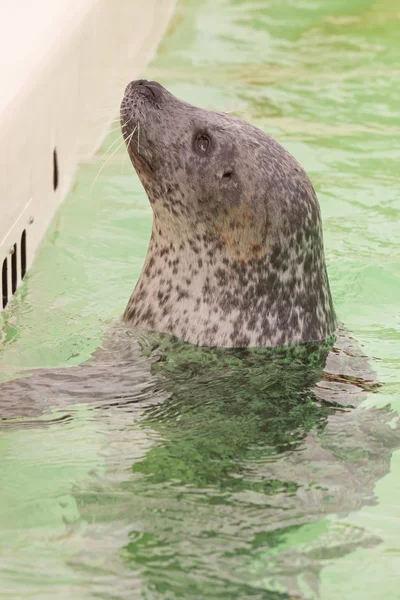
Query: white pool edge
[[0, 0, 176, 312]]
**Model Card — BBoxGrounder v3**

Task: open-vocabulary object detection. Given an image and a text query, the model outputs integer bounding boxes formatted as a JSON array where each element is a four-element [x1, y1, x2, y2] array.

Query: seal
[[0, 81, 396, 598], [120, 80, 337, 348]]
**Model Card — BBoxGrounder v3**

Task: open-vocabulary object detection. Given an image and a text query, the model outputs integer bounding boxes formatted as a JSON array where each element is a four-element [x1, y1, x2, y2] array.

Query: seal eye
[[196, 134, 211, 154]]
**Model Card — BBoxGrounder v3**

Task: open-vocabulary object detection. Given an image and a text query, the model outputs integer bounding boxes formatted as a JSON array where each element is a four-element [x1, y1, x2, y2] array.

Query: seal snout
[[123, 79, 163, 104], [121, 79, 163, 141]]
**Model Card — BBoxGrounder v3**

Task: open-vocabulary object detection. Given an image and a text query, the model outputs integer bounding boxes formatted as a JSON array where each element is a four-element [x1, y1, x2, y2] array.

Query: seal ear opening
[[194, 133, 212, 155], [222, 169, 233, 179]]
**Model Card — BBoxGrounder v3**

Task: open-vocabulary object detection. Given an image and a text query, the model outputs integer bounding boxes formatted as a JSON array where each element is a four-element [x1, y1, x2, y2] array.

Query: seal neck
[[123, 222, 336, 348]]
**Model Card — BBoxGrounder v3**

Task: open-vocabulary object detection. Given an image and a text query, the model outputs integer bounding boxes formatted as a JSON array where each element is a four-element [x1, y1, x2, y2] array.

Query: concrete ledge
[[0, 0, 175, 311]]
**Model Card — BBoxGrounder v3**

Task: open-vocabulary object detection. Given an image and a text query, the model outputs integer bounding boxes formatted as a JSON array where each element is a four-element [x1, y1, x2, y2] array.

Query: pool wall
[[0, 0, 175, 311]]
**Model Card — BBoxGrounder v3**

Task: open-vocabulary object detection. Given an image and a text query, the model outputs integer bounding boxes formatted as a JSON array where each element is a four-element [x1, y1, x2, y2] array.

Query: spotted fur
[[120, 80, 336, 347]]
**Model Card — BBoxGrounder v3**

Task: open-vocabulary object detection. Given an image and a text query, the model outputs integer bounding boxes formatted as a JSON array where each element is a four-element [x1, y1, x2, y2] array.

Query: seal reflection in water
[[0, 83, 399, 598], [121, 80, 336, 348]]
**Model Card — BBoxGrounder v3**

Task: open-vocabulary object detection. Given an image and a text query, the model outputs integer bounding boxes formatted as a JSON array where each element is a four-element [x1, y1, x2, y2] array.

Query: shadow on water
[[2, 326, 396, 598], [115, 332, 398, 598]]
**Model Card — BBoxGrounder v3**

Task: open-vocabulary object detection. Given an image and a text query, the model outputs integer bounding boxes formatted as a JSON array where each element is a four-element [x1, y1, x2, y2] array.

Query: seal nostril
[[145, 86, 156, 100], [133, 79, 150, 89], [127, 80, 162, 103], [144, 83, 162, 103]]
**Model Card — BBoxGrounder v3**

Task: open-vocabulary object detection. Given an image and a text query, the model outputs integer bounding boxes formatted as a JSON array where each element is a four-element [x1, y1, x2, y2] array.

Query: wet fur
[[121, 81, 336, 347]]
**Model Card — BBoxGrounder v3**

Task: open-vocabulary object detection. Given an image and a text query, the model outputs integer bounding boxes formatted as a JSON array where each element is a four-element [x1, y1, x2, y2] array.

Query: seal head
[[120, 80, 336, 347]]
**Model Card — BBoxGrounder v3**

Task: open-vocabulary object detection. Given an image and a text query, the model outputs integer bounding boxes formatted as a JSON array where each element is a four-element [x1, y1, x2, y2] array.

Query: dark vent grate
[[2, 228, 29, 311]]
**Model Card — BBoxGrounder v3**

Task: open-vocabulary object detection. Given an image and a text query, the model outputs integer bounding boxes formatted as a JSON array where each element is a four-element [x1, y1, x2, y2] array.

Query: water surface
[[1, 1, 400, 598]]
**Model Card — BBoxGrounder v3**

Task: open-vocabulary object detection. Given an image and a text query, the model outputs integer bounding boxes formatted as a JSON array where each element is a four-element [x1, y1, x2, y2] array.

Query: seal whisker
[[96, 99, 128, 115], [99, 121, 131, 159], [94, 100, 131, 125], [89, 116, 129, 140], [94, 108, 122, 118], [103, 121, 130, 139], [124, 126, 136, 150], [121, 130, 134, 176], [90, 127, 136, 193], [100, 133, 125, 160], [105, 125, 126, 138]]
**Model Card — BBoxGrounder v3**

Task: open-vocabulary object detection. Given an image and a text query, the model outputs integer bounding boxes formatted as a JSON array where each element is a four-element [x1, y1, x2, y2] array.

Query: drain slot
[[2, 258, 8, 309], [53, 148, 59, 191], [21, 229, 27, 279], [11, 243, 17, 294], [1, 229, 29, 311]]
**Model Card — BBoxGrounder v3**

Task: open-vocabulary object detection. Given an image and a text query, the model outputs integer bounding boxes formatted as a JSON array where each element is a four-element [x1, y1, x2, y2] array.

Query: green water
[[1, 0, 400, 598]]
